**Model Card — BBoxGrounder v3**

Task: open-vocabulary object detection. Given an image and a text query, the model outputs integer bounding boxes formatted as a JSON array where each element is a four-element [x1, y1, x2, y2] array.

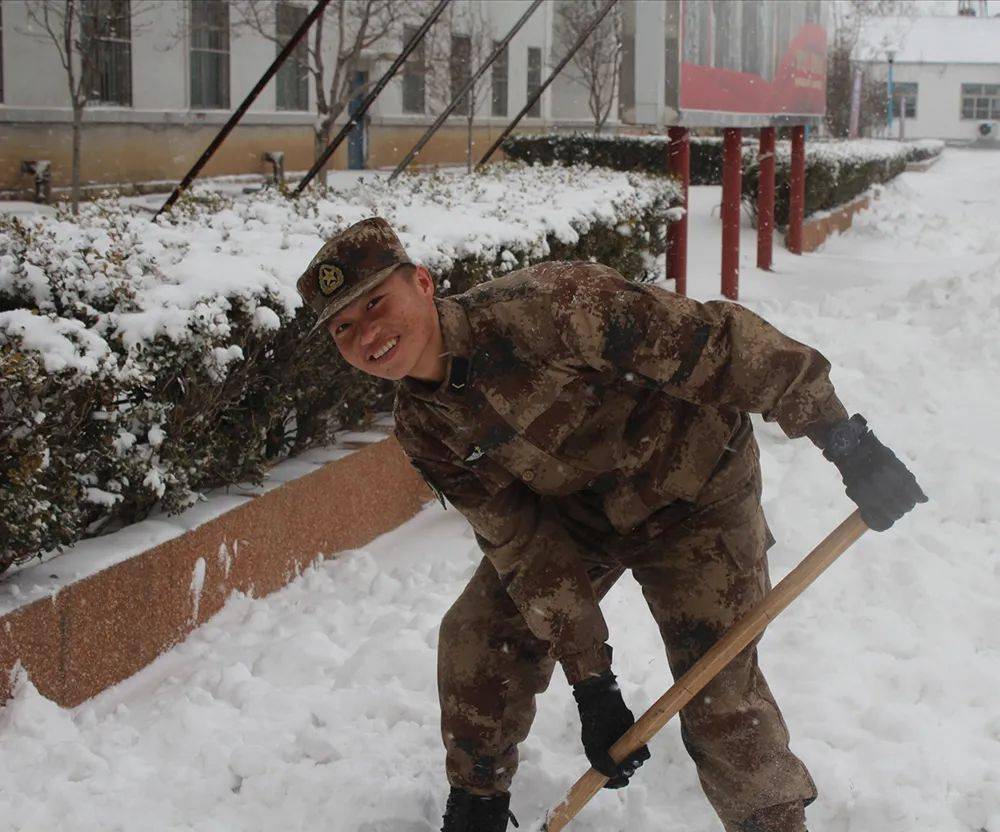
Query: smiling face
[[327, 264, 445, 383]]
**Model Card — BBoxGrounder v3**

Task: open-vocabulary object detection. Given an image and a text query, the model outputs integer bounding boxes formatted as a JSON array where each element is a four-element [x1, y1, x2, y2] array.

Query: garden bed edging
[[0, 433, 431, 708]]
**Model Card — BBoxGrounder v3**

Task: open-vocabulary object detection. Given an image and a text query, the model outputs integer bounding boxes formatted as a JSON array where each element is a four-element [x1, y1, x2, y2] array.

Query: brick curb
[[786, 193, 872, 254], [0, 437, 430, 707]]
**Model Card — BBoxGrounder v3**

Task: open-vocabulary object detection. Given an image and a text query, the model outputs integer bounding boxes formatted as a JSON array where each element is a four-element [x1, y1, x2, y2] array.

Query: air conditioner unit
[[978, 121, 999, 140]]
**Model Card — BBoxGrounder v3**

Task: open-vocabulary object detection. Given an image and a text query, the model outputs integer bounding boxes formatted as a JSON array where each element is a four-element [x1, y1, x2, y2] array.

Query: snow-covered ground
[[2, 150, 999, 832]]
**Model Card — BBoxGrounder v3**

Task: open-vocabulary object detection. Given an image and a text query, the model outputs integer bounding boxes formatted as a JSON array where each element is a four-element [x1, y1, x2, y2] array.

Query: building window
[[526, 46, 542, 117], [491, 39, 508, 117], [893, 81, 918, 119], [191, 0, 230, 110], [961, 83, 1000, 120], [275, 2, 308, 111], [450, 34, 471, 116], [82, 0, 132, 106], [401, 24, 425, 114]]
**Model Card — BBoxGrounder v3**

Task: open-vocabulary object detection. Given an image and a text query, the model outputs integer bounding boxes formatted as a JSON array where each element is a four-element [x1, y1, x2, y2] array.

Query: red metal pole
[[721, 127, 742, 300], [666, 127, 690, 296], [787, 125, 806, 255], [757, 126, 776, 270]]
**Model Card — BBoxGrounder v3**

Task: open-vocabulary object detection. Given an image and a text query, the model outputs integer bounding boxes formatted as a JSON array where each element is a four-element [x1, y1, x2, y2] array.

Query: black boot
[[440, 787, 518, 832]]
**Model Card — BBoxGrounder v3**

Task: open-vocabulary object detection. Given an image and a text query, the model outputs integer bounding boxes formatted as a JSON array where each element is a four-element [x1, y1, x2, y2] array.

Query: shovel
[[542, 510, 870, 831]]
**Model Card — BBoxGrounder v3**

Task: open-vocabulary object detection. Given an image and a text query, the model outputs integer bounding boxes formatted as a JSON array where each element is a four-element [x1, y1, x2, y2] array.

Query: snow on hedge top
[[0, 163, 679, 376], [513, 133, 943, 164]]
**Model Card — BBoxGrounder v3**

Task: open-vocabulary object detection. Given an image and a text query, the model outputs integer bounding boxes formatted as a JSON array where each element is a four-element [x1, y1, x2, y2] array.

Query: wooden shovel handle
[[544, 510, 870, 831]]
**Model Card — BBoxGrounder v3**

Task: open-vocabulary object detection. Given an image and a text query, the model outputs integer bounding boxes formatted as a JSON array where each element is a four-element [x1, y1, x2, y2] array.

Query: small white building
[[855, 14, 1000, 145]]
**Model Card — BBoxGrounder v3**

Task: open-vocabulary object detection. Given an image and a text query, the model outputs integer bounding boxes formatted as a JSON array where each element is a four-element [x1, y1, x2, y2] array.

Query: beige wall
[[0, 121, 525, 198]]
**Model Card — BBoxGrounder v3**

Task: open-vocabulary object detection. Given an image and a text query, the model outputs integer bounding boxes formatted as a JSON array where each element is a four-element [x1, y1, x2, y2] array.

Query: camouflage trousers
[[437, 426, 818, 830]]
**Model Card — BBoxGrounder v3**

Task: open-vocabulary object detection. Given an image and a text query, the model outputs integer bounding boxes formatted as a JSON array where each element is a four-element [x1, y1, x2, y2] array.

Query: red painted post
[[721, 127, 742, 300], [787, 125, 806, 255], [666, 127, 690, 296], [757, 126, 776, 270]]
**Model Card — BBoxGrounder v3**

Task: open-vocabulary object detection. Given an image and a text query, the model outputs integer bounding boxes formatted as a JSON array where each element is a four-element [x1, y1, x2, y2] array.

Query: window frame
[[893, 81, 918, 119], [81, 0, 133, 107], [960, 82, 1000, 121], [275, 1, 309, 112], [190, 0, 231, 111], [450, 33, 472, 117], [401, 23, 426, 114], [491, 39, 508, 118]]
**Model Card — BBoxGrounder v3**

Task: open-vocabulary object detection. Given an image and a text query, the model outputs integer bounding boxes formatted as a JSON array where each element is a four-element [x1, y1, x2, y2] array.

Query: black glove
[[572, 669, 650, 789], [820, 414, 928, 532]]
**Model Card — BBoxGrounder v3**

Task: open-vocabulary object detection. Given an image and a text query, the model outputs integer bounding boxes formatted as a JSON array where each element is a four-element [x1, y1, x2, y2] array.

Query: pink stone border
[[786, 194, 871, 254], [0, 437, 431, 707]]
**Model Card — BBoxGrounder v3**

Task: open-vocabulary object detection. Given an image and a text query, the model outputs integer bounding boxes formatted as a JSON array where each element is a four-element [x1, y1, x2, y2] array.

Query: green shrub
[[0, 164, 679, 573], [742, 144, 907, 226], [502, 132, 753, 185], [503, 132, 941, 227]]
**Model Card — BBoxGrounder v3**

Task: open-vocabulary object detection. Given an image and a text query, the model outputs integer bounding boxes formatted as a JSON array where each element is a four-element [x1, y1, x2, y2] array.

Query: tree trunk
[[314, 118, 333, 188], [71, 102, 83, 215]]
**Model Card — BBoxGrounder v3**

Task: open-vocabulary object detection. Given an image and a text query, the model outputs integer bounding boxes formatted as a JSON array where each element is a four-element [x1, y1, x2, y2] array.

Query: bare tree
[[20, 0, 144, 213], [234, 0, 416, 185], [551, 0, 622, 133], [424, 1, 496, 173], [826, 0, 916, 137]]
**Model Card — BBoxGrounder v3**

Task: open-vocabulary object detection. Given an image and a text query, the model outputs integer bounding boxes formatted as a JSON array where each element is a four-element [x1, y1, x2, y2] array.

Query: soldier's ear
[[412, 265, 435, 298]]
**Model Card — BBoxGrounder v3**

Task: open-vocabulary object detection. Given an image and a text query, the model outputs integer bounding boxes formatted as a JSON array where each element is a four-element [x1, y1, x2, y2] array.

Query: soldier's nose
[[359, 322, 383, 348]]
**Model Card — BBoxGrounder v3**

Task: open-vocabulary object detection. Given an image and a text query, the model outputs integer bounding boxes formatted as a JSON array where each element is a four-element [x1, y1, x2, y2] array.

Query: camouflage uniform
[[393, 262, 849, 829]]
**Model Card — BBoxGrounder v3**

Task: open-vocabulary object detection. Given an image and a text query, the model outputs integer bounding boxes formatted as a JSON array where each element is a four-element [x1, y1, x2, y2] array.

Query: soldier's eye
[[367, 295, 383, 310], [334, 322, 350, 335]]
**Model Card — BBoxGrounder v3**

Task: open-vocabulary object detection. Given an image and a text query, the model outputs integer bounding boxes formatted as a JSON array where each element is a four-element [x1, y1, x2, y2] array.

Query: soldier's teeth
[[372, 337, 398, 360]]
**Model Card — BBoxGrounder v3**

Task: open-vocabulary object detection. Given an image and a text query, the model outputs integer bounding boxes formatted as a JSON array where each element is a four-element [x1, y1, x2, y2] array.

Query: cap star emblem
[[318, 264, 345, 296]]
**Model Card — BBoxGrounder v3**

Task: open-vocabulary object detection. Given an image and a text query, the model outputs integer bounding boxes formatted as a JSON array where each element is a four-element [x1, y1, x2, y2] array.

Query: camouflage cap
[[296, 216, 414, 336]]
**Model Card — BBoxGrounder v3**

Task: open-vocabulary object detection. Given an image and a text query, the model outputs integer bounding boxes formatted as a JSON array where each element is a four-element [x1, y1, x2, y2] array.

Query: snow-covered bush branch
[[0, 163, 681, 572]]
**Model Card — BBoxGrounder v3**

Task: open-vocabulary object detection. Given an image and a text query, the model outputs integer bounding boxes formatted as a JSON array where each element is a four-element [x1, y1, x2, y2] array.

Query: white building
[[0, 0, 615, 198], [854, 14, 1000, 144]]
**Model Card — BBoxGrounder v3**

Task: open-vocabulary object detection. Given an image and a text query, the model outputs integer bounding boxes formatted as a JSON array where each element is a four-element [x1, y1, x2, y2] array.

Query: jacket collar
[[399, 296, 474, 404]]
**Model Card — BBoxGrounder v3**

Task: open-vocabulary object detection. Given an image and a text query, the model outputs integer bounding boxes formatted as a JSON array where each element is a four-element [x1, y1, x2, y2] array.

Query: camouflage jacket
[[393, 261, 848, 683]]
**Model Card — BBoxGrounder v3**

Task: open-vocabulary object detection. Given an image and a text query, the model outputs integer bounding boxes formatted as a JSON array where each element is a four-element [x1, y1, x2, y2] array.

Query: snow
[[2, 150, 1000, 831], [0, 164, 676, 380], [854, 15, 1000, 66]]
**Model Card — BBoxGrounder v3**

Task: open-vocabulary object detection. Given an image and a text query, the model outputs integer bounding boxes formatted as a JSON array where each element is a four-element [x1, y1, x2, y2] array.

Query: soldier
[[296, 217, 926, 832]]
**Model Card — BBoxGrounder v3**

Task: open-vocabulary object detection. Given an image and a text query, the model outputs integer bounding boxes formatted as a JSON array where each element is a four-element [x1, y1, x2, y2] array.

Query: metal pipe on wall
[[293, 0, 451, 195], [155, 0, 332, 219], [389, 0, 545, 183], [476, 0, 619, 171]]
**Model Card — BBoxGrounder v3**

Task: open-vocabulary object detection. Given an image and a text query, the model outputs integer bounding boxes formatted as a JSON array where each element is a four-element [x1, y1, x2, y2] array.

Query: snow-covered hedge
[[0, 163, 680, 572], [904, 139, 946, 163], [504, 133, 945, 224], [503, 132, 755, 185], [742, 139, 921, 226]]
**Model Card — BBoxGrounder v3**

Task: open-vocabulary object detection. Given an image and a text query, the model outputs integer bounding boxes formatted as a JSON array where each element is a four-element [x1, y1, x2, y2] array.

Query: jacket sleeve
[[552, 264, 849, 446], [394, 415, 612, 684]]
